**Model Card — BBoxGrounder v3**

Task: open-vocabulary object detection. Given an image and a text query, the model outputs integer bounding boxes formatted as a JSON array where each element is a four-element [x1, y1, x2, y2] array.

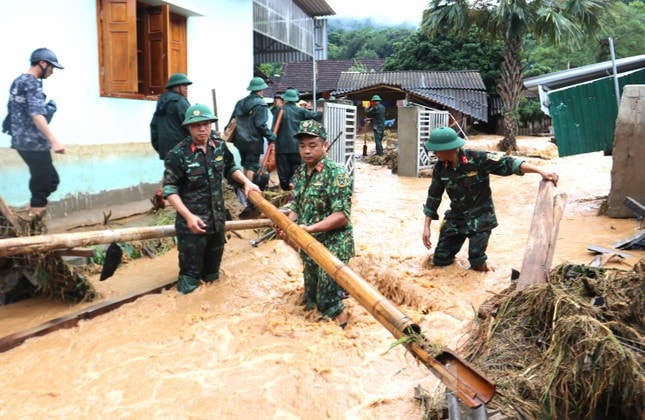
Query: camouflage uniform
[[291, 157, 355, 319], [366, 101, 385, 155], [424, 149, 524, 267], [163, 135, 242, 294], [5, 74, 59, 208]]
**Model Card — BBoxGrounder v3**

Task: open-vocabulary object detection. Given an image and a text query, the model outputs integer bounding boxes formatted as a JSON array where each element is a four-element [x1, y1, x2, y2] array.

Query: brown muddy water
[[0, 139, 642, 418]]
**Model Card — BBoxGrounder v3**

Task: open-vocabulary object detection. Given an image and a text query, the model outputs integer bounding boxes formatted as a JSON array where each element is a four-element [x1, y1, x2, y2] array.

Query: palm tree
[[422, 0, 617, 151]]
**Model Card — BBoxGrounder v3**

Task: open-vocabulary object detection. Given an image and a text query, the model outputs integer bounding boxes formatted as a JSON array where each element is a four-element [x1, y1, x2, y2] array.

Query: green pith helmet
[[166, 73, 192, 89], [295, 120, 327, 140], [182, 104, 218, 126], [247, 77, 268, 91], [282, 88, 299, 102], [424, 127, 466, 151], [30, 48, 64, 69], [371, 95, 382, 101]]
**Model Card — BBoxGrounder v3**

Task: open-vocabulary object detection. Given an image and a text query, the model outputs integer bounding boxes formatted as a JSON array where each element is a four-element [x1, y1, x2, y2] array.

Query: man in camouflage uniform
[[4, 48, 65, 217], [422, 127, 559, 272], [277, 120, 354, 328], [272, 88, 322, 191], [163, 104, 260, 294], [365, 94, 385, 156], [226, 77, 276, 217]]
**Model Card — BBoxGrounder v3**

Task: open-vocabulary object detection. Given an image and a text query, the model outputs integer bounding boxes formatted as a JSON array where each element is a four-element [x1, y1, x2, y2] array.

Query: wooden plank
[[518, 181, 563, 290], [0, 280, 177, 353], [587, 244, 633, 259], [623, 196, 645, 217]]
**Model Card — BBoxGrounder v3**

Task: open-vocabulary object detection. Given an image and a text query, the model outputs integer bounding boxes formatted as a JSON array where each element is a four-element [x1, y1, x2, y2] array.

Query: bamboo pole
[[0, 219, 272, 258], [246, 191, 494, 408]]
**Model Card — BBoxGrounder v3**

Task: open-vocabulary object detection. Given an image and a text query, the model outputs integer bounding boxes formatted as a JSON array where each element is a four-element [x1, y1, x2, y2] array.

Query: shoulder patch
[[486, 152, 501, 161], [335, 173, 349, 188]]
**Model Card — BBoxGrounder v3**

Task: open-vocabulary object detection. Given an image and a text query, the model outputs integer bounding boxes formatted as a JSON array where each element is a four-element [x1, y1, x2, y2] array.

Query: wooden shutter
[[98, 0, 138, 94], [168, 12, 188, 76], [141, 7, 187, 96], [141, 5, 168, 95]]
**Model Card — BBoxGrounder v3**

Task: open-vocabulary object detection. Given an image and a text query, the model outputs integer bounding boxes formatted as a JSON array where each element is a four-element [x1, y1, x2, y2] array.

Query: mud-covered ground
[[0, 136, 642, 418]]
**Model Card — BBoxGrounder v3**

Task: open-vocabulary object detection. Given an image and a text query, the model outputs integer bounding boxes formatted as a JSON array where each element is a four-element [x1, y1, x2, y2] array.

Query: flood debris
[[455, 259, 644, 419], [0, 205, 97, 305]]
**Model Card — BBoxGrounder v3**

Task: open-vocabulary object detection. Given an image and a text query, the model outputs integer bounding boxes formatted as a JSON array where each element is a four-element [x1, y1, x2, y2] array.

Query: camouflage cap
[[295, 120, 327, 140]]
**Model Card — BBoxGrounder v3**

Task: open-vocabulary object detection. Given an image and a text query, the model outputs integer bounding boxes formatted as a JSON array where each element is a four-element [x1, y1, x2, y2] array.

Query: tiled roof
[[265, 59, 385, 97]]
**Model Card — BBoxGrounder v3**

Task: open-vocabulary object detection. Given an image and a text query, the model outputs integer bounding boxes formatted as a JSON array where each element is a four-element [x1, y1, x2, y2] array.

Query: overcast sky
[[325, 0, 429, 27]]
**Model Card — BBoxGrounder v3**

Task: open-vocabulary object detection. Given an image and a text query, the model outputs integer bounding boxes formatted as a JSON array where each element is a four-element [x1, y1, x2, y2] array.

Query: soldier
[[227, 77, 276, 218], [273, 88, 322, 191], [150, 72, 192, 208], [150, 72, 192, 161], [275, 120, 354, 329], [365, 94, 385, 156], [4, 48, 64, 218], [421, 127, 559, 272], [163, 104, 260, 294]]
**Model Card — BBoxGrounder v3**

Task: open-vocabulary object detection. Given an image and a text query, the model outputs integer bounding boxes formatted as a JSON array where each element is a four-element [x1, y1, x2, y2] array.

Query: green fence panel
[[548, 68, 645, 157]]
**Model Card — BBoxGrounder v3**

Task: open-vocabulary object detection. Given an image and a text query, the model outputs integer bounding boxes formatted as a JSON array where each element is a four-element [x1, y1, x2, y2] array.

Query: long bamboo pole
[[246, 191, 494, 408], [0, 219, 272, 258]]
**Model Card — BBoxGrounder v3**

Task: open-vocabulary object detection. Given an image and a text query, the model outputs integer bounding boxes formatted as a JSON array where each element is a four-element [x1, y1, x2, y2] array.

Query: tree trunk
[[497, 36, 524, 152]]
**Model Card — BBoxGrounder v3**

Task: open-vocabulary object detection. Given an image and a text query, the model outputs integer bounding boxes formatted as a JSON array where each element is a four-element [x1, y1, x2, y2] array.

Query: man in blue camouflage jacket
[[4, 48, 64, 217]]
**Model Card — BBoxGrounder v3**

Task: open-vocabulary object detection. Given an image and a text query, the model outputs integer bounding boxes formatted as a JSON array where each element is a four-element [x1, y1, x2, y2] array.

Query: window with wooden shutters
[[97, 0, 188, 99]]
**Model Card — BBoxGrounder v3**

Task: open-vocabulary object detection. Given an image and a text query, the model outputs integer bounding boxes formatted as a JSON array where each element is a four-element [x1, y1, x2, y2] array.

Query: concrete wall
[[0, 0, 254, 213], [607, 85, 645, 218], [397, 106, 419, 177]]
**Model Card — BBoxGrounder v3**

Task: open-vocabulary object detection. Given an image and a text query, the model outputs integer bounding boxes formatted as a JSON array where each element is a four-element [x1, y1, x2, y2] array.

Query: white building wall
[[0, 0, 254, 210]]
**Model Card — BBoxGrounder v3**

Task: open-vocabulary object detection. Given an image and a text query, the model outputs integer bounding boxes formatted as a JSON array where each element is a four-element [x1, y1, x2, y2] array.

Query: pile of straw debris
[[459, 260, 644, 419]]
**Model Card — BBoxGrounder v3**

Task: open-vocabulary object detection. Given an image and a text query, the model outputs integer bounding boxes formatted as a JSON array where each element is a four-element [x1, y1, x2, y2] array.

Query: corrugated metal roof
[[408, 88, 488, 122], [264, 59, 385, 97], [524, 54, 645, 92], [293, 0, 335, 16], [332, 71, 489, 121], [334, 70, 486, 93]]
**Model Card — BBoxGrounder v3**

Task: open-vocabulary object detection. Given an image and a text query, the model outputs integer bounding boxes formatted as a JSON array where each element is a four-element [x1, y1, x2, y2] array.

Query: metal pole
[[312, 17, 317, 103], [609, 37, 621, 110]]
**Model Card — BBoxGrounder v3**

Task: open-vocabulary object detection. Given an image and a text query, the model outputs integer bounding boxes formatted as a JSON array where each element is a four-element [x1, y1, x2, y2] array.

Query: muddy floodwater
[[0, 139, 643, 418]]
